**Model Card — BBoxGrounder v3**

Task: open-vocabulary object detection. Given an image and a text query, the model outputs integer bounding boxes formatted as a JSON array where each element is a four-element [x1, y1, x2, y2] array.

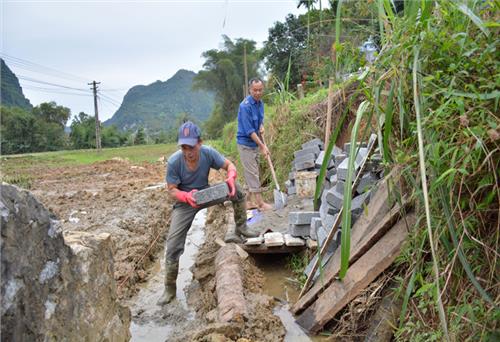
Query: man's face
[[249, 81, 264, 102], [181, 142, 201, 163]]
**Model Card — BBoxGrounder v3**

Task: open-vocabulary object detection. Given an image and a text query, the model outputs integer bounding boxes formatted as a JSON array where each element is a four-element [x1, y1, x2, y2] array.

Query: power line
[[98, 96, 121, 108], [1, 53, 90, 83], [98, 92, 122, 107], [18, 75, 90, 92], [22, 85, 93, 97]]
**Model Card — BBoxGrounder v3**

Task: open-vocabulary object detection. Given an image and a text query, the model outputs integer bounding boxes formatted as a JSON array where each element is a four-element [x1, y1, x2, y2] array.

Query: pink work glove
[[175, 189, 199, 208], [226, 169, 237, 197]]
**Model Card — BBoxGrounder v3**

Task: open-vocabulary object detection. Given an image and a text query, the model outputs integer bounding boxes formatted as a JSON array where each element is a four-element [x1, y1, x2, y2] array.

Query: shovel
[[261, 135, 287, 209]]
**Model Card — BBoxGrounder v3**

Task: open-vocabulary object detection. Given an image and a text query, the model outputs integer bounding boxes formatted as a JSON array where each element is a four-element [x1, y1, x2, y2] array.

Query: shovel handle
[[261, 135, 281, 192]]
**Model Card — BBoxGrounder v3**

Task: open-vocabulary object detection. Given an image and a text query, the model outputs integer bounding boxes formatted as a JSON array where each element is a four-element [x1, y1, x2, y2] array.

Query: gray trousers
[[165, 183, 245, 262], [237, 144, 261, 193]]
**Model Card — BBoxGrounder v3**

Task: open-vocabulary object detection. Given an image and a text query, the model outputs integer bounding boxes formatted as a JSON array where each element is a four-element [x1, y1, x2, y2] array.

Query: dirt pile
[[27, 159, 172, 297]]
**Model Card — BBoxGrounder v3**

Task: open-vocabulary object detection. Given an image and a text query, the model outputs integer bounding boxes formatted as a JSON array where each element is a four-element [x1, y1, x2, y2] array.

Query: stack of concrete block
[[285, 138, 338, 195], [288, 211, 320, 238], [296, 135, 384, 278]]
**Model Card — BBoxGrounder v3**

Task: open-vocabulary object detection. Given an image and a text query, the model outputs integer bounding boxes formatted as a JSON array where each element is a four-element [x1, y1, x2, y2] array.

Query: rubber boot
[[233, 199, 260, 238], [157, 261, 179, 306]]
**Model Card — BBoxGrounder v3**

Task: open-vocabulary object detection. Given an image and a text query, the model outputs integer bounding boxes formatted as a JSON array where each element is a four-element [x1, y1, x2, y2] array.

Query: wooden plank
[[291, 175, 401, 314], [295, 213, 415, 333], [241, 244, 305, 254]]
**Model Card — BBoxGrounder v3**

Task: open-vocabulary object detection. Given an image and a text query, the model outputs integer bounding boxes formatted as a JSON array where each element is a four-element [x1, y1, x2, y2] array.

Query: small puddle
[[128, 209, 207, 341], [254, 254, 329, 342]]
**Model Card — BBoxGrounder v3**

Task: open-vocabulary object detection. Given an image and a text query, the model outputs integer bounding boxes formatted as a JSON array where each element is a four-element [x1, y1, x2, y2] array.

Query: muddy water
[[254, 254, 329, 342], [128, 209, 207, 341]]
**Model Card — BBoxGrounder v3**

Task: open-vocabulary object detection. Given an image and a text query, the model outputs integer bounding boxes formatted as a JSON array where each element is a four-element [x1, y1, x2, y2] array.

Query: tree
[[102, 125, 126, 147], [261, 14, 310, 88], [194, 35, 262, 137], [33, 101, 70, 127], [0, 106, 36, 154], [134, 127, 146, 145], [70, 112, 96, 149]]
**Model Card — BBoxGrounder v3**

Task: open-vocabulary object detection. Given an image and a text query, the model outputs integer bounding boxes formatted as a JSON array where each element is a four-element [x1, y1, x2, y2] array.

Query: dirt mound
[[28, 159, 172, 298]]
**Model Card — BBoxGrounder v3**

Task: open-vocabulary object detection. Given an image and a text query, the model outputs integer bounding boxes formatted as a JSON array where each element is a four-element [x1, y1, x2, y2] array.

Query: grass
[[1, 143, 178, 178], [265, 0, 498, 339]]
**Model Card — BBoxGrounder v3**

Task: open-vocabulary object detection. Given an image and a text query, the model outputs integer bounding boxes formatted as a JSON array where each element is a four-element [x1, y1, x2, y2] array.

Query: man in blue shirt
[[158, 121, 260, 306], [236, 78, 273, 211]]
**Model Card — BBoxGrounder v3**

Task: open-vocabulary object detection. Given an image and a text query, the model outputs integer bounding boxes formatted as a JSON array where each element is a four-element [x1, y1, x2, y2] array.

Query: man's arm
[[221, 159, 238, 197], [166, 183, 198, 207], [249, 132, 269, 157]]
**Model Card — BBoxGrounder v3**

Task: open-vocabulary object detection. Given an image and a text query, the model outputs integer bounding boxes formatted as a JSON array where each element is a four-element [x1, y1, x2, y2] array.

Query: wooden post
[[297, 84, 304, 99], [243, 43, 248, 96], [89, 81, 101, 151], [324, 78, 334, 147]]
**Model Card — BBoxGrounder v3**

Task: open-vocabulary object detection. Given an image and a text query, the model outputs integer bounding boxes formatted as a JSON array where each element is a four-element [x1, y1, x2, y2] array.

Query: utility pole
[[243, 43, 249, 96], [89, 81, 101, 151]]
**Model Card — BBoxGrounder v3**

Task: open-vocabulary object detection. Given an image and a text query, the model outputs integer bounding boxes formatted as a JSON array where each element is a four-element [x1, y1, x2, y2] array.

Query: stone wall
[[1, 184, 130, 341]]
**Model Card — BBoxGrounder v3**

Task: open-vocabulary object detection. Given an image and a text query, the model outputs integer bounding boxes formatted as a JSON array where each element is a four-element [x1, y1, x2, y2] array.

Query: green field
[[0, 143, 179, 186]]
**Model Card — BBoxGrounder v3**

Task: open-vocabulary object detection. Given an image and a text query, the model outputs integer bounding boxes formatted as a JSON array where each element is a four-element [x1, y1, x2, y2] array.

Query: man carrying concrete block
[[158, 121, 260, 306]]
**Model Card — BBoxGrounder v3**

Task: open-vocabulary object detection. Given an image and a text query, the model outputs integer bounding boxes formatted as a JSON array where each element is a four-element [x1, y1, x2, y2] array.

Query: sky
[[1, 0, 309, 123]]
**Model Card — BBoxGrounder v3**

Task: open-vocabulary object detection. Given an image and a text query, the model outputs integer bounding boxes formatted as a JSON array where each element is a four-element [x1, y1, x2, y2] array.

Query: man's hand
[[175, 189, 199, 208], [259, 144, 270, 157], [226, 168, 237, 197]]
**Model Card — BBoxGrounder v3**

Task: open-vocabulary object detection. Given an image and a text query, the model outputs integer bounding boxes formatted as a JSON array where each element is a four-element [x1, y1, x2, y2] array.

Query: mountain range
[[104, 69, 214, 132]]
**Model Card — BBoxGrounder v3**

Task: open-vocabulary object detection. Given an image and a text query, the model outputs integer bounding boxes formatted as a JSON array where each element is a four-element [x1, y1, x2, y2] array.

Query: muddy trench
[[126, 202, 326, 342]]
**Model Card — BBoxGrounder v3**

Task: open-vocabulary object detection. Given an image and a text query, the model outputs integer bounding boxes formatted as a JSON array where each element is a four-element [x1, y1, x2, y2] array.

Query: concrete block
[[192, 182, 229, 206], [287, 186, 296, 195], [294, 152, 316, 165], [331, 145, 344, 157], [322, 213, 339, 232], [284, 234, 306, 246], [289, 223, 310, 237], [310, 217, 322, 240], [334, 153, 347, 167], [329, 174, 338, 186], [344, 142, 367, 155], [315, 151, 334, 168], [326, 187, 343, 209], [244, 236, 264, 246], [301, 138, 324, 150], [328, 206, 340, 215], [303, 251, 334, 281], [356, 172, 378, 194], [336, 180, 348, 194], [264, 232, 285, 247], [289, 211, 320, 225], [288, 171, 296, 180], [326, 168, 336, 179], [317, 225, 338, 254], [351, 191, 371, 217], [285, 179, 294, 189], [295, 160, 316, 171], [306, 239, 318, 249], [337, 157, 360, 181], [294, 146, 321, 159]]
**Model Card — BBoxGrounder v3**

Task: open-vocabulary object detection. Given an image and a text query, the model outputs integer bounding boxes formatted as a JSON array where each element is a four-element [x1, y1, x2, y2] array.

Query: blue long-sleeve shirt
[[236, 95, 264, 148]]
